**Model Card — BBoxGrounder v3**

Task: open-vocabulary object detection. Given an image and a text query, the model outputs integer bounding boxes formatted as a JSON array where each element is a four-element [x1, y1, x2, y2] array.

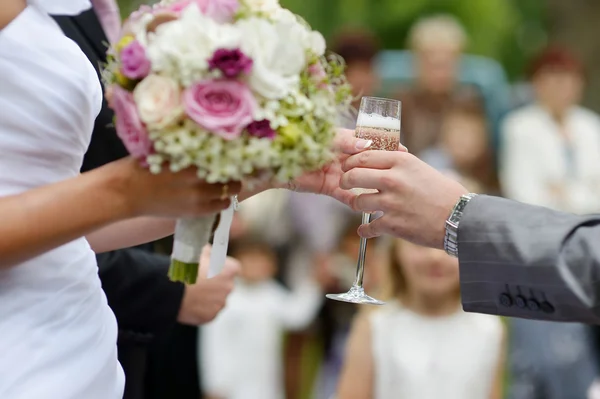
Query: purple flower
[[120, 40, 151, 80], [208, 48, 253, 78], [247, 120, 276, 139]]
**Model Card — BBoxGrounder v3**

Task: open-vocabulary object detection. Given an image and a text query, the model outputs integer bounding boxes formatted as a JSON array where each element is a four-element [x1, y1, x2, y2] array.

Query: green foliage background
[[117, 0, 548, 81]]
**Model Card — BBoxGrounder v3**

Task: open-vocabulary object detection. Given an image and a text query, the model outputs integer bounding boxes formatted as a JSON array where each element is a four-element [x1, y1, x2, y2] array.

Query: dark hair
[[527, 46, 584, 79], [443, 102, 486, 126], [229, 235, 274, 259], [330, 28, 380, 66]]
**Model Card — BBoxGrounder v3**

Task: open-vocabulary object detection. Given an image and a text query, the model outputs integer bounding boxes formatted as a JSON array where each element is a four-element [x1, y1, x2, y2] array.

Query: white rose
[[307, 31, 326, 57], [147, 4, 240, 85], [238, 18, 306, 99], [134, 74, 183, 129]]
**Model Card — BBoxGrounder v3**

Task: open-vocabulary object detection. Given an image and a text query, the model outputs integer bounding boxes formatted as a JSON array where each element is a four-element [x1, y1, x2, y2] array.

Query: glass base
[[326, 286, 385, 306]]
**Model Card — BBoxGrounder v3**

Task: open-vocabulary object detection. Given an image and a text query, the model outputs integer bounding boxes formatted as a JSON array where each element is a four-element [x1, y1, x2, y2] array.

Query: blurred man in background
[[395, 15, 486, 157]]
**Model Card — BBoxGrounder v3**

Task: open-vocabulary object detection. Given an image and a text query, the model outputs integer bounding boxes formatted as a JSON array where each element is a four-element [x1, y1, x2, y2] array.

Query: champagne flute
[[326, 96, 401, 305]]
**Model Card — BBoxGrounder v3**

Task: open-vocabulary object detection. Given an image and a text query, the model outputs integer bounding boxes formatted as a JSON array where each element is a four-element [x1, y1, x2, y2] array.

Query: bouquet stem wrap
[[169, 214, 217, 283]]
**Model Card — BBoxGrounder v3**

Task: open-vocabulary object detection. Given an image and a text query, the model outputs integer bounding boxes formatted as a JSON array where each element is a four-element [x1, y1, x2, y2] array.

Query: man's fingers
[[342, 151, 401, 172], [340, 168, 390, 191], [357, 216, 387, 239], [351, 192, 393, 213]]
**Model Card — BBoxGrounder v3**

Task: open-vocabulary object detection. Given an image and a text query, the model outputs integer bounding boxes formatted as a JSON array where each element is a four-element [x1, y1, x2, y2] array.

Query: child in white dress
[[337, 238, 505, 399], [201, 237, 323, 399]]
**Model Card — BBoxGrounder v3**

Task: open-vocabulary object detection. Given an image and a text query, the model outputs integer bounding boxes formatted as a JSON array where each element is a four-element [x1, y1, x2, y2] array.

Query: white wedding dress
[[0, 1, 124, 398]]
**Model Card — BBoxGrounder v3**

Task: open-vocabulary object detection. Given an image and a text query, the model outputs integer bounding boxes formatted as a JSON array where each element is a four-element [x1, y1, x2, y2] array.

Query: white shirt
[[201, 279, 322, 399], [500, 104, 600, 214], [0, 4, 123, 398], [370, 302, 503, 399]]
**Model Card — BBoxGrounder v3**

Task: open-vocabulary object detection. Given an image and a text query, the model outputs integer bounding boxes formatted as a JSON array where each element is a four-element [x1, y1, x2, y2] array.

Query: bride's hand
[[290, 129, 406, 206], [103, 157, 242, 218]]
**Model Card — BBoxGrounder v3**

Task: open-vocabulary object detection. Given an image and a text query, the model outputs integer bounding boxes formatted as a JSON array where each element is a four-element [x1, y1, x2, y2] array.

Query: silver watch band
[[444, 193, 478, 258]]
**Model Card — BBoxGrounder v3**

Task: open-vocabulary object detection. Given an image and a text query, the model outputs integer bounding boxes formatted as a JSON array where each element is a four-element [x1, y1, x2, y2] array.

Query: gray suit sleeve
[[458, 195, 600, 323]]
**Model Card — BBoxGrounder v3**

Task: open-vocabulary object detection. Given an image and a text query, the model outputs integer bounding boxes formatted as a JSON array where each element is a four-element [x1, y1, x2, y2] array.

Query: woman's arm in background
[[337, 313, 374, 399], [489, 321, 508, 399]]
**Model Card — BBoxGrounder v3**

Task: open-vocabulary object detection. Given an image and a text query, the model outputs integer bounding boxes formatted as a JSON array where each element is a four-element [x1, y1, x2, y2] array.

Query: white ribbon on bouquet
[[207, 195, 239, 278]]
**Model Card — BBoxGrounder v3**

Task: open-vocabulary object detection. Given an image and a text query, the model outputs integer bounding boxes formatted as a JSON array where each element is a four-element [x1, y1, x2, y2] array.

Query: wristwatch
[[444, 193, 478, 258]]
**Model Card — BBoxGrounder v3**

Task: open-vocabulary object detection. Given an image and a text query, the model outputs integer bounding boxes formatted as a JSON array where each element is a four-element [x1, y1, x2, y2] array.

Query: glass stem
[[353, 212, 373, 287]]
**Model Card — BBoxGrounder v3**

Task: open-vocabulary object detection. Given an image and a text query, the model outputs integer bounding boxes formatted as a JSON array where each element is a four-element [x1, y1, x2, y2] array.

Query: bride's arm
[[337, 313, 375, 399], [0, 0, 25, 30], [87, 216, 176, 254], [0, 162, 130, 269]]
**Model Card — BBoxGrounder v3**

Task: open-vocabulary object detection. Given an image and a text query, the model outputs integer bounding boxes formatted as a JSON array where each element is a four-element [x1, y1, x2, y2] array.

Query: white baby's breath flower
[[242, 0, 282, 16], [237, 17, 306, 99]]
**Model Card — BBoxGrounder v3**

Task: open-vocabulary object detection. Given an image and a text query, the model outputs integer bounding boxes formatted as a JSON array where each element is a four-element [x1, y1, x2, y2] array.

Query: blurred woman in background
[[500, 46, 600, 214], [337, 231, 505, 399]]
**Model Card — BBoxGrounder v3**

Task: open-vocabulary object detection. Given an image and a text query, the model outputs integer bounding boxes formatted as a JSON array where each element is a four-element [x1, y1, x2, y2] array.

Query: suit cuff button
[[540, 301, 555, 314], [515, 295, 527, 308], [527, 299, 540, 311], [499, 293, 513, 307]]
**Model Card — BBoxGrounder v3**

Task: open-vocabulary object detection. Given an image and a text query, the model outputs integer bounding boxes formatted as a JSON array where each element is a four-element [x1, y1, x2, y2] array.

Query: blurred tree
[[281, 0, 547, 81], [545, 0, 600, 111]]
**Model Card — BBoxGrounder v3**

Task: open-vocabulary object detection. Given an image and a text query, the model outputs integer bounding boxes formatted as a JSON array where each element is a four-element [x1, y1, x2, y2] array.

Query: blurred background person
[[500, 46, 600, 399], [420, 103, 500, 194], [337, 235, 505, 399], [500, 46, 600, 214], [330, 28, 382, 113], [312, 216, 382, 399], [201, 237, 323, 399], [394, 15, 486, 157]]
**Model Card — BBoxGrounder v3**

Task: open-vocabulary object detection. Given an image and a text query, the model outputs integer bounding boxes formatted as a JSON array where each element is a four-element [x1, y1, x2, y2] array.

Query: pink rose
[[308, 63, 329, 89], [164, 0, 193, 14], [204, 0, 239, 23], [165, 0, 239, 23], [111, 86, 153, 159], [120, 40, 151, 80], [183, 79, 256, 140]]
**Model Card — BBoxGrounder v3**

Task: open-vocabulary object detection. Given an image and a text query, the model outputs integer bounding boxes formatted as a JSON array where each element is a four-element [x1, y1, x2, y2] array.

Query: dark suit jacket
[[458, 195, 600, 323], [53, 9, 200, 399]]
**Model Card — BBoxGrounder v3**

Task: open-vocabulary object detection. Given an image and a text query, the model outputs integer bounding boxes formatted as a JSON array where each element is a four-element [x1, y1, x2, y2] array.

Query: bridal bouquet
[[102, 0, 352, 283]]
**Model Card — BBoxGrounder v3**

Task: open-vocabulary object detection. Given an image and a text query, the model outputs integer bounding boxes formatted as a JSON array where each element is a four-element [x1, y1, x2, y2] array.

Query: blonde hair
[[408, 15, 467, 50]]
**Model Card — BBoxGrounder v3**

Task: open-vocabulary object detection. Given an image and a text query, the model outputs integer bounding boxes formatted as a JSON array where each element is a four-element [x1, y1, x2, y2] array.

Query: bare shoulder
[[0, 0, 26, 31]]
